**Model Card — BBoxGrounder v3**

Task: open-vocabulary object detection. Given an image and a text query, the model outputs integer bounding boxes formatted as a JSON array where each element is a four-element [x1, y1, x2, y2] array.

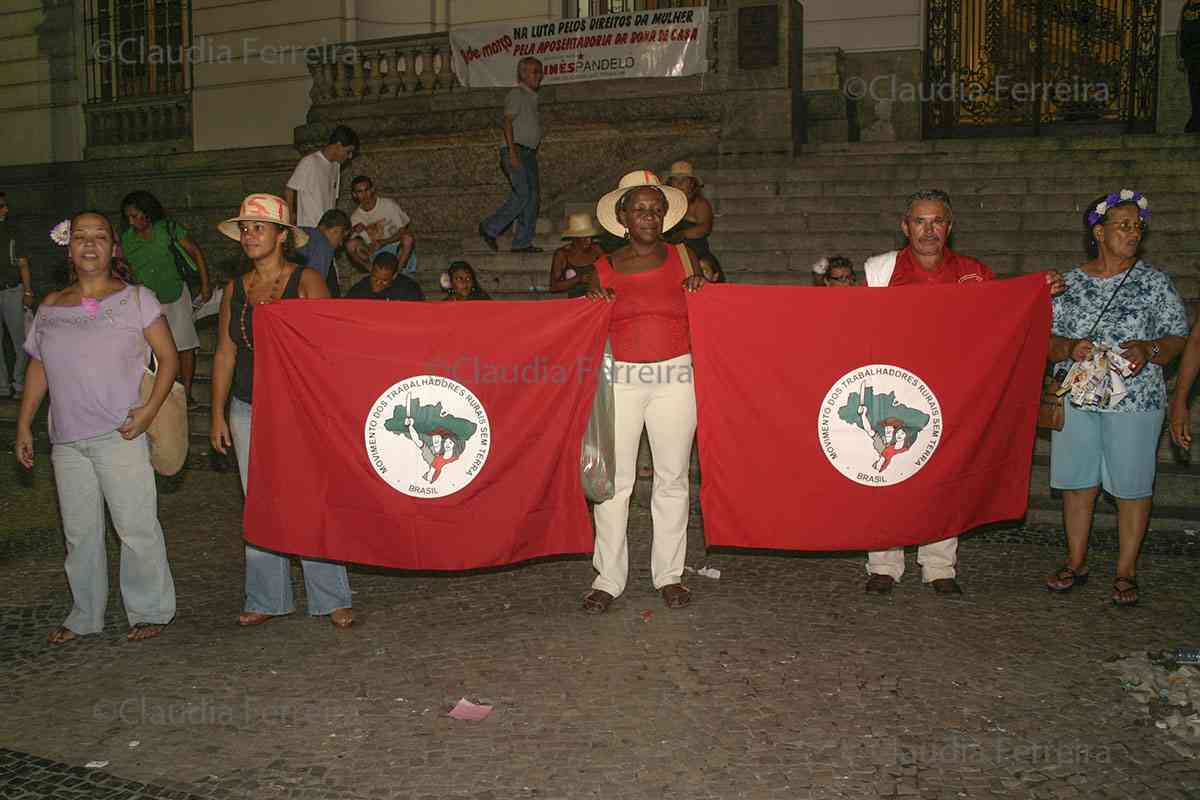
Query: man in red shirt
[[861, 189, 1061, 596]]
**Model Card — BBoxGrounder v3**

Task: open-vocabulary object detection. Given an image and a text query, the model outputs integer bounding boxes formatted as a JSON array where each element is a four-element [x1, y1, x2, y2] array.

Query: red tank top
[[595, 246, 690, 362]]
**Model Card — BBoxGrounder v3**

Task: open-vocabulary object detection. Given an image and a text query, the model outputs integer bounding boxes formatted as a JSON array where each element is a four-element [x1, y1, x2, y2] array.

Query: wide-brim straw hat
[[218, 193, 309, 248], [666, 160, 702, 186], [561, 212, 600, 239], [595, 170, 688, 237]]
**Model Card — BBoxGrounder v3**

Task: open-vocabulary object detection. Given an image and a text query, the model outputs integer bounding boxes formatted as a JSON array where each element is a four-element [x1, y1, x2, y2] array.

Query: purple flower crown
[[1086, 190, 1150, 227]]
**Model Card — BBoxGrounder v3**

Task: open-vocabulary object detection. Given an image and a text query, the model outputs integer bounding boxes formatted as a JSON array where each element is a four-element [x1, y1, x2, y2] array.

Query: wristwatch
[[1150, 341, 1161, 359]]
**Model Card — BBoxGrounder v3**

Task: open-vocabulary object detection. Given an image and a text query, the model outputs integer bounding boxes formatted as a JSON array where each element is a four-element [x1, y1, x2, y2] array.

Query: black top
[[1184, 0, 1200, 59], [345, 274, 424, 301], [229, 266, 305, 404]]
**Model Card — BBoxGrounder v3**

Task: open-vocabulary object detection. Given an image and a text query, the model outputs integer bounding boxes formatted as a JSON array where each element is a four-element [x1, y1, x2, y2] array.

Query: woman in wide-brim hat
[[208, 193, 355, 629], [664, 160, 722, 282], [549, 212, 606, 298], [582, 170, 707, 615]]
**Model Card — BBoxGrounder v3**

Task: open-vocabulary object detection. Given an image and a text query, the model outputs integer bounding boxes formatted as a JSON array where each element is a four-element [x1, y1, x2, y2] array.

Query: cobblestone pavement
[[2, 457, 1199, 800]]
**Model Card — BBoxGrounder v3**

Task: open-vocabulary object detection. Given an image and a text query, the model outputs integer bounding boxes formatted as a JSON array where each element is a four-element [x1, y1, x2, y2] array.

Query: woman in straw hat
[[208, 194, 354, 629], [665, 161, 722, 282], [16, 211, 178, 644], [549, 212, 605, 298], [581, 170, 708, 614]]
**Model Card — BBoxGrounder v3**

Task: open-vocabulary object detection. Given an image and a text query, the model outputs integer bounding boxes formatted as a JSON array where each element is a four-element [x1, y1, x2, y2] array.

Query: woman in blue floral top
[[1044, 192, 1189, 606]]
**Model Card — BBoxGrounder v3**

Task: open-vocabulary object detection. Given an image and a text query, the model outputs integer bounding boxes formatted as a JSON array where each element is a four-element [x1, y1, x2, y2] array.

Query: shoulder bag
[[1038, 266, 1135, 431], [133, 286, 190, 475]]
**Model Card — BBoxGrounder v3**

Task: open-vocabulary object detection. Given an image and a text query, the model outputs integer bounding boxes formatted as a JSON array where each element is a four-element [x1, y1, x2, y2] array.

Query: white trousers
[[592, 354, 696, 597], [866, 537, 958, 582]]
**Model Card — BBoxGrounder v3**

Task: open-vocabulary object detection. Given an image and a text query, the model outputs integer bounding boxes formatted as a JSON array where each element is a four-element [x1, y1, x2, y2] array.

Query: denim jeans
[[51, 430, 176, 634], [480, 145, 540, 249], [228, 397, 352, 616], [0, 284, 29, 393]]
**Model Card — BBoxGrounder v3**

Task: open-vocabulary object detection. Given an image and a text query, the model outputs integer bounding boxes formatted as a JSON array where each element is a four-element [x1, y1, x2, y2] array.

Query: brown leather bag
[[1037, 370, 1066, 431]]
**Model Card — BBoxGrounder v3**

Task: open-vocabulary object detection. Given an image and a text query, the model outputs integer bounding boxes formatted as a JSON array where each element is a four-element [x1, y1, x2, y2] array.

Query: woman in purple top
[[14, 211, 179, 644]]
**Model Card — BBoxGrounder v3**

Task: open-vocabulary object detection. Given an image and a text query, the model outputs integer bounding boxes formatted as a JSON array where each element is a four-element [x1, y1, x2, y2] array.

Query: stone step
[[705, 230, 1198, 256], [1033, 425, 1196, 466], [711, 210, 1200, 234], [461, 233, 564, 255], [1022, 494, 1200, 532], [1028, 457, 1199, 506], [707, 174, 1200, 200], [708, 191, 1200, 216], [703, 155, 1200, 184], [781, 133, 1200, 159]]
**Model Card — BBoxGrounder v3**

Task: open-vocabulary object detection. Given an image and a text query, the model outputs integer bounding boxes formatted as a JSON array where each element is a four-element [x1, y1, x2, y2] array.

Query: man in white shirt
[[285, 125, 359, 228], [479, 57, 544, 254], [346, 176, 416, 273]]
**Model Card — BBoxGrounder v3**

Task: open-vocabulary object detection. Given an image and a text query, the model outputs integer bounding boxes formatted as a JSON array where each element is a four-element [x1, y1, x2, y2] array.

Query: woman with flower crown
[[1043, 190, 1190, 606], [14, 212, 178, 644]]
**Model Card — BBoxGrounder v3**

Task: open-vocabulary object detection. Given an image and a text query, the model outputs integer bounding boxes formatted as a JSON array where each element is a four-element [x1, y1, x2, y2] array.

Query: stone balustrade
[[308, 35, 460, 103], [85, 94, 192, 149]]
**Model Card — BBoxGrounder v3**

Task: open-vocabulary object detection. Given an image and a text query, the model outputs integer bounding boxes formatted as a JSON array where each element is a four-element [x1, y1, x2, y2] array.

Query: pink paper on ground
[[448, 698, 493, 721]]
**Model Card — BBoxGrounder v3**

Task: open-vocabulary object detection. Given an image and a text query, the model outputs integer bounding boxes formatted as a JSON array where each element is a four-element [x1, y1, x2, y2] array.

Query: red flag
[[687, 276, 1050, 551], [244, 299, 611, 570]]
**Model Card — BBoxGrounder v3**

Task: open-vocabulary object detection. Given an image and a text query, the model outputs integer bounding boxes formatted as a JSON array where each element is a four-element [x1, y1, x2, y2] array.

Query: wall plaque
[[738, 5, 779, 70]]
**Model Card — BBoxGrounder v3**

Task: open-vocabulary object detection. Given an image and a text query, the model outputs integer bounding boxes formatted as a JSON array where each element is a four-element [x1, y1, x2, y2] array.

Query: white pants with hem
[[592, 354, 696, 598], [866, 537, 958, 582]]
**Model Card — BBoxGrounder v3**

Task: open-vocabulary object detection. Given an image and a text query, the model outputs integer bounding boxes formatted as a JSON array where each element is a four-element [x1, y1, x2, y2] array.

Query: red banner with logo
[[243, 299, 611, 570], [686, 277, 1050, 551]]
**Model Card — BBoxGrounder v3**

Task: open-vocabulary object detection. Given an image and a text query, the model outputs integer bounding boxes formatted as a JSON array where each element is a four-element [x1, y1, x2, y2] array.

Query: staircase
[[9, 133, 1195, 536], [448, 133, 1200, 533]]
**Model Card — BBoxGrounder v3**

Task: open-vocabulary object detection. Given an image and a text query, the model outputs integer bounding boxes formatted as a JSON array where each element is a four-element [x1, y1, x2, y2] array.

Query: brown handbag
[[1037, 369, 1067, 431], [133, 287, 189, 476]]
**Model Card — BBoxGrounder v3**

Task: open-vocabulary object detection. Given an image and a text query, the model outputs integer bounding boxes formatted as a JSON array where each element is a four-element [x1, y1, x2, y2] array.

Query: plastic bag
[[580, 341, 615, 503]]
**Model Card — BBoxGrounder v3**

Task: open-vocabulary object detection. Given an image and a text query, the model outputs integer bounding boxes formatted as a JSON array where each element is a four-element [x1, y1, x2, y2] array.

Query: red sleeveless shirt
[[595, 246, 690, 363]]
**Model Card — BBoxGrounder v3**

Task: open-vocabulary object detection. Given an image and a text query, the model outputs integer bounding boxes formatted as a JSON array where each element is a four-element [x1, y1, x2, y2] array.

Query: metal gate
[[924, 0, 1160, 137]]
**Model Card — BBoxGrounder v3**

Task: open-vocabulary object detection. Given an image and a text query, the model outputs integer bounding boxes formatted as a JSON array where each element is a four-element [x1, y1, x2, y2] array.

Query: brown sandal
[[47, 626, 78, 645], [330, 608, 355, 628], [660, 583, 692, 609], [1112, 576, 1139, 607], [582, 589, 614, 614]]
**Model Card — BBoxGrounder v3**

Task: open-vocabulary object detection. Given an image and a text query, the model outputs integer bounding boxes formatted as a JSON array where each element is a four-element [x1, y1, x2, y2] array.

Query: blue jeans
[[229, 398, 352, 616], [0, 285, 29, 393], [377, 242, 417, 274], [51, 430, 176, 634], [481, 145, 540, 249]]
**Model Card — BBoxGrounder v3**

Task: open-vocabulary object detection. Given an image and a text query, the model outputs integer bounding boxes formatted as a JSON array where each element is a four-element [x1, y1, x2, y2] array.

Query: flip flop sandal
[[127, 622, 166, 641], [47, 626, 79, 645], [582, 589, 614, 614], [1046, 565, 1089, 593], [1112, 577, 1139, 607], [660, 584, 692, 609]]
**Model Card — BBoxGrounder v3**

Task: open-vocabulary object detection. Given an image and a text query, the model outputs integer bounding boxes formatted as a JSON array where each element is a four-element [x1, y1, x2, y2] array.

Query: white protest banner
[[450, 7, 708, 89]]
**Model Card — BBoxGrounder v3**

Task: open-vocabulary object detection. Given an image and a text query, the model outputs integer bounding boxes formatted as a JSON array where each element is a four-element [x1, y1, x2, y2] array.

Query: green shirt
[[121, 219, 184, 304]]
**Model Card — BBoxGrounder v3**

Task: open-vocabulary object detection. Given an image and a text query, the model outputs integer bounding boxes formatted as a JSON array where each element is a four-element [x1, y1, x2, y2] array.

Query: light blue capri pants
[[1050, 402, 1165, 500]]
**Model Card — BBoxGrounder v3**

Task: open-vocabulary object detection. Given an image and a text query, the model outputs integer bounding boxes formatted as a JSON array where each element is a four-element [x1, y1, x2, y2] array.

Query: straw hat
[[595, 170, 688, 237], [218, 193, 309, 248], [666, 161, 702, 186], [561, 212, 600, 239]]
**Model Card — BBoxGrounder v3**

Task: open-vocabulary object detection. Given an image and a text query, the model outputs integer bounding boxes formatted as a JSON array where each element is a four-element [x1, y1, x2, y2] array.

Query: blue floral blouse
[[1050, 261, 1190, 413]]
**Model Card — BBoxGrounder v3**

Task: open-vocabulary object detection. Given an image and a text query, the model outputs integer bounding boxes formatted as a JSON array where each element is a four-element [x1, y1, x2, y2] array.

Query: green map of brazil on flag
[[686, 276, 1051, 551], [244, 299, 612, 570]]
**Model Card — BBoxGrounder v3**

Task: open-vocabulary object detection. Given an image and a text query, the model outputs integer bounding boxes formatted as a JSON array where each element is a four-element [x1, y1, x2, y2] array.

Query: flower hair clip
[[49, 219, 71, 246], [811, 257, 830, 276], [1087, 190, 1149, 227]]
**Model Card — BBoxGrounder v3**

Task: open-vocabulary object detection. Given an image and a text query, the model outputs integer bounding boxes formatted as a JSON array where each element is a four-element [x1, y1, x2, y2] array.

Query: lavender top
[[24, 285, 164, 444]]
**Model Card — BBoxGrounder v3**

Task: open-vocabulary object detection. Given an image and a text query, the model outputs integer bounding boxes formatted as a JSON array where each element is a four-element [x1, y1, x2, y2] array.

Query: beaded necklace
[[238, 267, 288, 351]]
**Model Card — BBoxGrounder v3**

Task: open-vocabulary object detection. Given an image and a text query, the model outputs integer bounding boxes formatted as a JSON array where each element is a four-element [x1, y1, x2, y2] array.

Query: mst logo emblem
[[817, 364, 942, 487], [364, 376, 491, 499]]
